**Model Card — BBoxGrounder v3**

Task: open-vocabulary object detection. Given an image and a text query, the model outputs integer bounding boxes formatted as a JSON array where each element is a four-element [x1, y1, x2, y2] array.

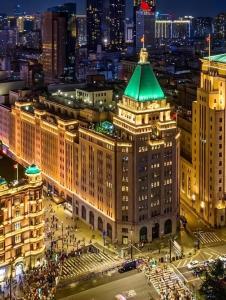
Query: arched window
[[81, 206, 86, 220], [89, 211, 94, 226], [107, 223, 112, 239], [140, 227, 147, 242], [98, 217, 103, 232], [164, 219, 172, 234]]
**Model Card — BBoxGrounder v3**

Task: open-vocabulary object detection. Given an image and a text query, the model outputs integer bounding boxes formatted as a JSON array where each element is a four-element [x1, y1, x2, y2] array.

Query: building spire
[[139, 47, 149, 64]]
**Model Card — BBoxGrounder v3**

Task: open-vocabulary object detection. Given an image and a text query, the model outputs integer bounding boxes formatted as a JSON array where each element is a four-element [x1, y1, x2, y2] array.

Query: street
[[60, 272, 152, 300]]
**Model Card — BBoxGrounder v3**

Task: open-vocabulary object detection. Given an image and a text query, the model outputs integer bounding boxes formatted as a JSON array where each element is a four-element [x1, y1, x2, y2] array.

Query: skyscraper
[[42, 12, 67, 83], [136, 4, 155, 50], [86, 0, 103, 51], [47, 3, 77, 80], [214, 13, 226, 40], [108, 0, 125, 51]]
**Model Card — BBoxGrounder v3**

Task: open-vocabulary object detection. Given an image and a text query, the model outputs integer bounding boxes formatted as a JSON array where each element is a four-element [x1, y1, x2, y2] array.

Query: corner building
[[180, 54, 226, 227], [114, 49, 179, 243], [193, 55, 226, 226], [0, 166, 44, 280], [5, 49, 179, 244]]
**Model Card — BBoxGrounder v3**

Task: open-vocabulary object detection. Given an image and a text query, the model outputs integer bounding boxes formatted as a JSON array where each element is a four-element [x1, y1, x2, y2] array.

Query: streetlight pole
[[130, 228, 133, 260], [169, 238, 172, 263], [61, 222, 64, 254]]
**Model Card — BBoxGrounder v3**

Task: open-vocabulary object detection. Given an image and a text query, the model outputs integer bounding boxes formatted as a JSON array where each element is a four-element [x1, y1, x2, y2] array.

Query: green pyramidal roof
[[124, 62, 165, 102], [204, 53, 226, 63]]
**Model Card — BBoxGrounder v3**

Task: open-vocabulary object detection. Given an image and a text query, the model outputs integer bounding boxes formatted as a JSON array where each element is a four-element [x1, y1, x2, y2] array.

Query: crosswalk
[[61, 252, 120, 279], [195, 231, 222, 245]]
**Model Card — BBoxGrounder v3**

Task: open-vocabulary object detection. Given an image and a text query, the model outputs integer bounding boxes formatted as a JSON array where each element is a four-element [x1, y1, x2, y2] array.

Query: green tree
[[200, 260, 226, 299]]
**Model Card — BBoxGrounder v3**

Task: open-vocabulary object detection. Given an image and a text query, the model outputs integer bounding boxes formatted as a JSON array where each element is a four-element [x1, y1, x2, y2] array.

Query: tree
[[200, 260, 226, 300]]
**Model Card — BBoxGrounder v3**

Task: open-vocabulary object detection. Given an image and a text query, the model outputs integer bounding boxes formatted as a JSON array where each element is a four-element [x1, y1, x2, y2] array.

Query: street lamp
[[9, 257, 15, 300], [61, 222, 64, 253], [130, 228, 133, 260]]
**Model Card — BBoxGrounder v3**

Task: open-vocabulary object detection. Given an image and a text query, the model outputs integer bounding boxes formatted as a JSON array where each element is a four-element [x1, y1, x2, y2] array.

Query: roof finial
[[141, 34, 145, 49], [139, 47, 148, 64]]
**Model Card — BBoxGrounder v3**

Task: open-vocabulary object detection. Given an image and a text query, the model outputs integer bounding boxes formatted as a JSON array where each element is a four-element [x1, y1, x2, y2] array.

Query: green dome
[[124, 61, 165, 102], [25, 164, 41, 175], [0, 177, 7, 185]]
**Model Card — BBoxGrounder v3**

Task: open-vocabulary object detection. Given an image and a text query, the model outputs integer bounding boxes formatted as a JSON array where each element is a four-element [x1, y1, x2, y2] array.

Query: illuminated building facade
[[155, 19, 192, 40], [1, 49, 179, 244], [0, 165, 44, 281], [180, 54, 226, 227]]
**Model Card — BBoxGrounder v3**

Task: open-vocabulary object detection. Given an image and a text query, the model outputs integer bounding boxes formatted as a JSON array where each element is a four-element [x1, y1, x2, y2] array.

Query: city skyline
[[0, 0, 225, 17]]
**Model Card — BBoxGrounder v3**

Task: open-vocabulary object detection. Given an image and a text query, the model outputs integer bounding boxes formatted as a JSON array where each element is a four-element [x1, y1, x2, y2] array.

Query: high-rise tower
[[42, 12, 67, 83], [109, 0, 125, 51], [86, 0, 103, 51], [114, 48, 179, 241]]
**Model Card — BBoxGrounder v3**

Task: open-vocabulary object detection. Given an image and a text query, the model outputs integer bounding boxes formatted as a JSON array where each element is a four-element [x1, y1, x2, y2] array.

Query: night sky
[[0, 0, 225, 17]]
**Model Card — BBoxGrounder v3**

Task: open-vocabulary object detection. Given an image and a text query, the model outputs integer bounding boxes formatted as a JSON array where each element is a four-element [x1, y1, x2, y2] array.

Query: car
[[204, 259, 215, 266], [219, 256, 226, 262], [118, 260, 137, 273], [187, 260, 200, 270]]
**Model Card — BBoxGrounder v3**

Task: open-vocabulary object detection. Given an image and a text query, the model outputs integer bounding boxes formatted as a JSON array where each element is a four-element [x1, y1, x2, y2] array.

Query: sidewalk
[[44, 197, 117, 256]]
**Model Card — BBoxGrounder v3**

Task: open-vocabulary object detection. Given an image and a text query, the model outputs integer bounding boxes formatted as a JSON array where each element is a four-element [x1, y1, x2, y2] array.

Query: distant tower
[[42, 12, 67, 83], [86, 0, 103, 51], [108, 0, 126, 51], [14, 2, 24, 16], [135, 1, 156, 50]]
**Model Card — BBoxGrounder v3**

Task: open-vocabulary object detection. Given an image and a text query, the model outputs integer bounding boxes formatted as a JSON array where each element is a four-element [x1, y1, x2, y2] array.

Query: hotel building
[[0, 49, 179, 244], [0, 165, 45, 281], [180, 54, 226, 227]]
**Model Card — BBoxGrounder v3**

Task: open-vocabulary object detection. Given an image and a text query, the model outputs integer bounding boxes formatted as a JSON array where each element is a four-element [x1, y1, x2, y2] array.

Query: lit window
[[14, 222, 21, 231], [15, 234, 21, 244]]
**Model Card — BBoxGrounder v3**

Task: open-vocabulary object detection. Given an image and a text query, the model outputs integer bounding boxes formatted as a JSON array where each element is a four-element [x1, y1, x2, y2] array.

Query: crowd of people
[[138, 258, 193, 300], [20, 258, 60, 300]]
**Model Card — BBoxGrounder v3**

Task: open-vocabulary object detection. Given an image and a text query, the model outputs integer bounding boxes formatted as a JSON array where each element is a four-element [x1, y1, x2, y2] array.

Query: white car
[[219, 256, 226, 262], [187, 260, 200, 270], [204, 259, 215, 266]]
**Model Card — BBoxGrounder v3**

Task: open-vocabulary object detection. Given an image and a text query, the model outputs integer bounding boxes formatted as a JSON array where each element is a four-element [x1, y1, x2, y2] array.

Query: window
[[15, 210, 20, 217], [0, 242, 4, 250], [14, 222, 21, 231], [15, 234, 21, 244], [15, 247, 22, 257]]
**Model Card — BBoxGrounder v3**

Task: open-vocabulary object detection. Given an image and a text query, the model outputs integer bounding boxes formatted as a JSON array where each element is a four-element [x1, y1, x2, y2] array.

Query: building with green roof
[[112, 48, 179, 243]]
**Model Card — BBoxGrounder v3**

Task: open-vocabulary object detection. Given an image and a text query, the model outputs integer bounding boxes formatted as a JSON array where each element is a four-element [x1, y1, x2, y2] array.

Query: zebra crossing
[[195, 231, 222, 245], [61, 251, 120, 279]]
